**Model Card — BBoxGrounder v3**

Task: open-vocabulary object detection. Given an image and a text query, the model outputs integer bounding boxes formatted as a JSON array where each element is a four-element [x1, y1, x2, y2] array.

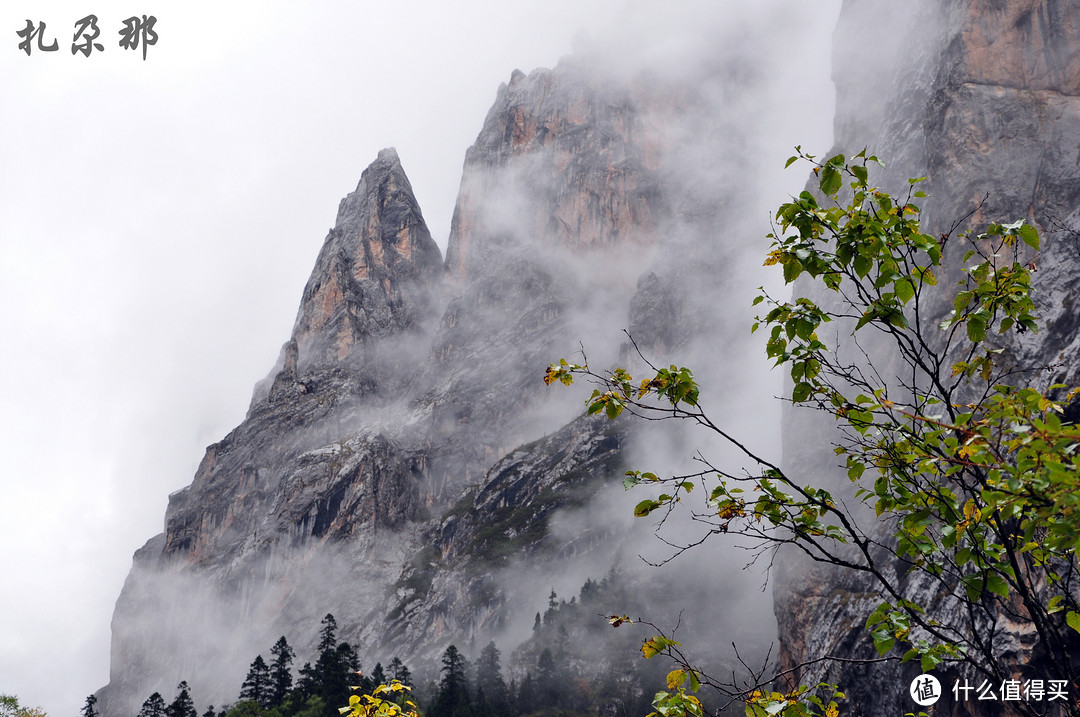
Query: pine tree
[[296, 662, 317, 699], [201, 706, 216, 717], [80, 695, 99, 717], [325, 641, 359, 704], [473, 642, 509, 717], [240, 655, 271, 707], [297, 614, 358, 715], [269, 636, 295, 706], [430, 645, 471, 717], [369, 662, 387, 688], [317, 614, 337, 654], [388, 657, 412, 687], [166, 682, 197, 717], [137, 693, 166, 717], [535, 649, 561, 709], [515, 674, 536, 716]]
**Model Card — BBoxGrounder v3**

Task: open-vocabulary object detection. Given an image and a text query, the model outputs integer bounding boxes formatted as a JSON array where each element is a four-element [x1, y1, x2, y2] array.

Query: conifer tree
[[80, 695, 99, 717], [240, 655, 271, 707], [269, 636, 295, 706], [137, 693, 166, 717], [166, 682, 197, 717], [473, 642, 509, 717], [369, 662, 387, 688], [430, 645, 471, 717], [535, 649, 560, 709], [316, 614, 337, 654], [297, 614, 358, 715], [388, 657, 412, 687]]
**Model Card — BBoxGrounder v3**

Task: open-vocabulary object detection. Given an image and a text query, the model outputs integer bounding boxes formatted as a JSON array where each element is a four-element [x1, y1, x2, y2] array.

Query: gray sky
[[0, 1, 838, 713]]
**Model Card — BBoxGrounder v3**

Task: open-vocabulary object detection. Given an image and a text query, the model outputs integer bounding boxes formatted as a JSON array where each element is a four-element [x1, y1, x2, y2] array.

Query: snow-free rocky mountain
[[98, 3, 1080, 715], [776, 2, 1080, 716]]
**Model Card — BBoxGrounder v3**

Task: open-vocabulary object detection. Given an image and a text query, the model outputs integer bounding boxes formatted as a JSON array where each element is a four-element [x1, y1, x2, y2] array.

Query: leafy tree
[[240, 655, 271, 707], [80, 695, 98, 717], [269, 636, 295, 707], [549, 149, 1080, 716], [221, 702, 262, 717], [0, 696, 46, 717], [166, 682, 198, 717], [339, 682, 419, 717], [137, 693, 166, 717]]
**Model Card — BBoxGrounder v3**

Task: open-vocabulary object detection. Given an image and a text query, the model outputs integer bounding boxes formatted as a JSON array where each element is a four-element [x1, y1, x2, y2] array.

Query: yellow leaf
[[826, 703, 839, 717], [642, 637, 665, 658], [763, 250, 785, 267], [667, 669, 687, 689]]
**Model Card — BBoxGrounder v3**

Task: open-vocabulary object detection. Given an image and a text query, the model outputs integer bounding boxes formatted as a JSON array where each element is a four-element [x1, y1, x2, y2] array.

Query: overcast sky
[[0, 1, 838, 713]]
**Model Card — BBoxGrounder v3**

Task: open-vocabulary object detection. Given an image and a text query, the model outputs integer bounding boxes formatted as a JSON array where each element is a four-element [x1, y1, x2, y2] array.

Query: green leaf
[[783, 258, 804, 284], [634, 500, 660, 517], [966, 316, 986, 343], [1066, 611, 1080, 635], [894, 277, 915, 303], [820, 165, 842, 196], [986, 573, 1009, 599], [872, 632, 895, 655], [1019, 223, 1040, 250], [792, 382, 813, 403]]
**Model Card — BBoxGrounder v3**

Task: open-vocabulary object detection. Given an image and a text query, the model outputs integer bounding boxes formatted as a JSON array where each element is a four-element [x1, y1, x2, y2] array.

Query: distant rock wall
[[775, 2, 1080, 715]]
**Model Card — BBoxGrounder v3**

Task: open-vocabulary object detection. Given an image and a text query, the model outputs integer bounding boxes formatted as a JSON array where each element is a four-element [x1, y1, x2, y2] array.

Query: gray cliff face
[[775, 2, 1080, 715], [413, 62, 685, 501], [98, 149, 443, 716], [98, 53, 739, 715], [383, 414, 627, 654], [443, 64, 672, 277]]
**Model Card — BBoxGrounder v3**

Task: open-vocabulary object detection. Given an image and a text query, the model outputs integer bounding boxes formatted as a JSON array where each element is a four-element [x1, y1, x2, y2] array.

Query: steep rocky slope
[[95, 48, 764, 714], [775, 2, 1080, 715]]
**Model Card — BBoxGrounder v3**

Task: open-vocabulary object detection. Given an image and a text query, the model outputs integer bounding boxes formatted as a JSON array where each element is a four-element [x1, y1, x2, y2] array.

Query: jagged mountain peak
[[444, 63, 676, 278], [288, 147, 443, 376]]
